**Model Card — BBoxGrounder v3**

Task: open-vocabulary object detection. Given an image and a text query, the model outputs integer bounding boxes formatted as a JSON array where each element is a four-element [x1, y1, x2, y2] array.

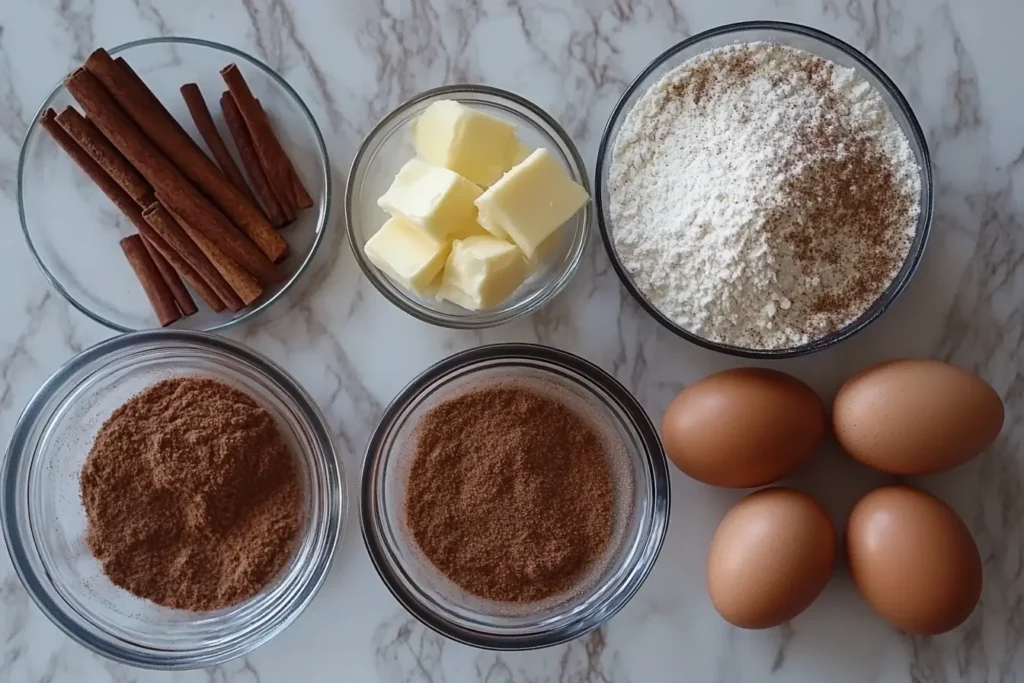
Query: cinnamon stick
[[142, 203, 243, 312], [220, 92, 289, 226], [85, 49, 289, 263], [65, 67, 282, 286], [115, 56, 191, 140], [40, 107, 138, 217], [120, 234, 181, 327], [141, 235, 197, 316], [39, 107, 212, 313], [159, 196, 263, 306], [257, 99, 314, 210], [180, 83, 258, 207], [139, 222, 227, 313], [221, 64, 312, 212], [54, 106, 152, 206]]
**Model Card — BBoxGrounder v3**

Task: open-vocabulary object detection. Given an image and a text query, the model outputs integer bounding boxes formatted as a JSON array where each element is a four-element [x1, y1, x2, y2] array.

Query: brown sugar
[[80, 376, 301, 611], [404, 385, 614, 603]]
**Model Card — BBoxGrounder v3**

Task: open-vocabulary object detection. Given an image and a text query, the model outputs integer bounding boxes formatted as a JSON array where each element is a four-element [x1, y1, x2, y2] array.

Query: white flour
[[609, 42, 921, 349]]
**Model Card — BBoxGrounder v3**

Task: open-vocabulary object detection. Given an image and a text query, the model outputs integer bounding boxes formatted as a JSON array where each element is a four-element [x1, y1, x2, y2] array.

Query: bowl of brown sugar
[[1, 330, 342, 669], [361, 344, 670, 649]]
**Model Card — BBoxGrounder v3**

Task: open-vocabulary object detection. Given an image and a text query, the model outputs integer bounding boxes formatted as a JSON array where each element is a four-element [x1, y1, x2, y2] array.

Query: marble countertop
[[1, 0, 1022, 681]]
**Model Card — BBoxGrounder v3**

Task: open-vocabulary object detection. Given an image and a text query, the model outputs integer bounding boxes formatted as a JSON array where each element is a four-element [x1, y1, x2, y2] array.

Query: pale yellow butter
[[364, 216, 450, 295], [475, 142, 533, 240], [475, 200, 508, 240], [377, 158, 485, 242], [510, 140, 532, 165], [473, 148, 589, 259], [437, 236, 527, 310], [414, 100, 518, 188]]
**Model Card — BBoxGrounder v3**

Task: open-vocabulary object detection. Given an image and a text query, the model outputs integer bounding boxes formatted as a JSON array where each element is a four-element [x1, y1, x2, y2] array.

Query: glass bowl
[[595, 21, 933, 359], [346, 85, 591, 329], [18, 37, 331, 333], [1, 330, 344, 669], [361, 344, 670, 649]]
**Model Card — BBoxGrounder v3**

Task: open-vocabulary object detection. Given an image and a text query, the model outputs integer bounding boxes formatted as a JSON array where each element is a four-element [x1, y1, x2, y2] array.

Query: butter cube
[[473, 149, 589, 259], [475, 142, 533, 240], [438, 236, 527, 310], [414, 100, 518, 187], [364, 216, 450, 295], [378, 159, 485, 242], [475, 199, 508, 240], [511, 140, 532, 165]]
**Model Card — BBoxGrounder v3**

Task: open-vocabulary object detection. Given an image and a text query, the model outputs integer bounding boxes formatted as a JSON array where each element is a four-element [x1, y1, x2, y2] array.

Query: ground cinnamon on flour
[[80, 377, 301, 611], [405, 385, 614, 603]]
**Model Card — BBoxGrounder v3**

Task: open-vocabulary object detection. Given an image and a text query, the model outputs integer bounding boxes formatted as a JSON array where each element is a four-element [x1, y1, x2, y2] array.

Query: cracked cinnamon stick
[[84, 49, 289, 263], [120, 234, 181, 327], [64, 66, 282, 286], [180, 82, 258, 207], [221, 63, 312, 214], [220, 91, 289, 226]]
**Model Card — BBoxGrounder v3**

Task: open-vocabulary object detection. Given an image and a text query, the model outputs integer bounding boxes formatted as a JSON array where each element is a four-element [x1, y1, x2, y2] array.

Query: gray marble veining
[[0, 0, 1022, 681]]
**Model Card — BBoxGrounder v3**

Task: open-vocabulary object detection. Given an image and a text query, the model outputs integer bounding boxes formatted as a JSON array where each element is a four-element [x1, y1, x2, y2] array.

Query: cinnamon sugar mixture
[[80, 377, 301, 611]]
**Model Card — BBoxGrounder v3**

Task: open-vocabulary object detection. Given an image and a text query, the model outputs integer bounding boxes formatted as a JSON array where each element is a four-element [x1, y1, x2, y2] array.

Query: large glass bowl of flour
[[595, 21, 933, 359]]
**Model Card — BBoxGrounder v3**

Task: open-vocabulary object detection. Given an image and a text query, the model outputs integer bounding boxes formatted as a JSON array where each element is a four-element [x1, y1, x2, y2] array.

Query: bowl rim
[[359, 342, 671, 650], [594, 20, 934, 359], [345, 84, 591, 329], [0, 329, 344, 669], [17, 36, 332, 334]]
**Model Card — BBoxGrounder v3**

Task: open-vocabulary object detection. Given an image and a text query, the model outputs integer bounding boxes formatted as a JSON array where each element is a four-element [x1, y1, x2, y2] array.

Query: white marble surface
[[1, 0, 1022, 681]]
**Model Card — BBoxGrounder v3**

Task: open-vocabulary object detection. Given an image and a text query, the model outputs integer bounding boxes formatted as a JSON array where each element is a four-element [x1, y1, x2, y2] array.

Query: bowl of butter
[[346, 85, 591, 328]]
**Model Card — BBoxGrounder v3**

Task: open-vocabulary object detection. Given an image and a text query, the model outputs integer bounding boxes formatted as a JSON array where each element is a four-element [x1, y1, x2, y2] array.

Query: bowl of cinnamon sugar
[[0, 330, 343, 669], [361, 343, 671, 650], [18, 37, 330, 333]]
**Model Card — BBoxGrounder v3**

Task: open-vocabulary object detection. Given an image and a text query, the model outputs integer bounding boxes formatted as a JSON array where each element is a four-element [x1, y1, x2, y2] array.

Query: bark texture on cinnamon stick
[[84, 49, 289, 263], [64, 67, 282, 287], [142, 203, 243, 312], [221, 64, 313, 213], [120, 234, 181, 327], [115, 56, 191, 140], [141, 236, 197, 316], [257, 100, 314, 210], [180, 83, 258, 207], [139, 223, 227, 313], [159, 196, 263, 306], [54, 106, 152, 206], [40, 108, 210, 313], [40, 107, 140, 218], [220, 92, 289, 226]]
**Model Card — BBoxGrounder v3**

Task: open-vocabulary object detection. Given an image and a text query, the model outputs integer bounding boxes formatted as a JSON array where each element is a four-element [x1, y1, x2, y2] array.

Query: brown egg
[[707, 488, 836, 629], [833, 358, 1003, 475], [661, 368, 827, 487], [847, 486, 982, 635]]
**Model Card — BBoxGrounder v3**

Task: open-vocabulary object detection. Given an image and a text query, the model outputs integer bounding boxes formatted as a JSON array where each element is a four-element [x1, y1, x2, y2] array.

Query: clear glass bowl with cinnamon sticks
[[18, 37, 330, 332]]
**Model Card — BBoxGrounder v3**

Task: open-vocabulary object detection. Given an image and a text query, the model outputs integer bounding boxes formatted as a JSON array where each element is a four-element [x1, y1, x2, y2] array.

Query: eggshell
[[661, 368, 827, 487], [707, 488, 836, 629], [847, 486, 981, 635], [833, 358, 1004, 475]]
